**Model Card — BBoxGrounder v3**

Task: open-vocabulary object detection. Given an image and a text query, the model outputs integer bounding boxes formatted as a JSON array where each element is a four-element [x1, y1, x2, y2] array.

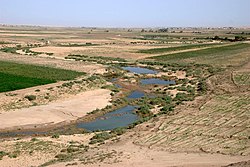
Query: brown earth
[[0, 26, 249, 167], [0, 89, 111, 131]]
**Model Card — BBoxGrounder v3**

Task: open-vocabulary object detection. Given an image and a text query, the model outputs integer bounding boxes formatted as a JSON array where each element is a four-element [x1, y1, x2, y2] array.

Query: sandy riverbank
[[0, 89, 111, 131]]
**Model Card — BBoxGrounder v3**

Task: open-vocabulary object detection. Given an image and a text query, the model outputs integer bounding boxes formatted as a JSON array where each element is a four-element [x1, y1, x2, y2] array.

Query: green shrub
[[0, 47, 17, 54], [8, 153, 18, 158], [160, 104, 175, 114], [25, 95, 36, 101], [51, 134, 60, 139], [197, 80, 207, 93], [111, 127, 126, 136], [66, 146, 79, 153], [136, 104, 152, 117], [174, 93, 192, 101], [165, 95, 172, 104], [31, 138, 39, 142], [187, 85, 195, 94], [89, 132, 112, 144], [177, 86, 187, 91], [0, 151, 8, 160]]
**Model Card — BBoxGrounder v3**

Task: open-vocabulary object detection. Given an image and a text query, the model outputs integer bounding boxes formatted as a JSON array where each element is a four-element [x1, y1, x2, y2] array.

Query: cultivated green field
[[0, 61, 85, 92], [150, 43, 250, 66], [138, 43, 222, 54]]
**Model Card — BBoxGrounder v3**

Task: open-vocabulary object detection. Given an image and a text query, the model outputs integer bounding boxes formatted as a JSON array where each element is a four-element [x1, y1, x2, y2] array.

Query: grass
[[0, 61, 85, 92], [152, 43, 250, 61], [138, 43, 222, 54]]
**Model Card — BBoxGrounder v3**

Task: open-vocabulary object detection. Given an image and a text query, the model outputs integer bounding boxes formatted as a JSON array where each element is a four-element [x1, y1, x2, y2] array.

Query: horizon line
[[1, 24, 250, 29]]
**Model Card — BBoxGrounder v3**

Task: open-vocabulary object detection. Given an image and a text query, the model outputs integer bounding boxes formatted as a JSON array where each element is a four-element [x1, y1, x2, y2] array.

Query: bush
[[174, 93, 192, 101], [177, 86, 187, 91], [136, 104, 151, 117], [160, 104, 175, 114], [0, 47, 17, 54], [111, 127, 126, 136], [66, 146, 79, 153], [197, 80, 207, 93], [89, 132, 112, 144], [165, 95, 172, 104], [51, 134, 60, 139], [0, 151, 8, 160], [25, 95, 36, 101], [187, 85, 195, 94], [31, 138, 39, 142]]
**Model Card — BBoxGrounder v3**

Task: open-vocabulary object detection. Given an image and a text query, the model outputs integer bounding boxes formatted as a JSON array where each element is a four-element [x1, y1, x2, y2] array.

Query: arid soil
[[0, 89, 111, 131], [0, 26, 249, 167]]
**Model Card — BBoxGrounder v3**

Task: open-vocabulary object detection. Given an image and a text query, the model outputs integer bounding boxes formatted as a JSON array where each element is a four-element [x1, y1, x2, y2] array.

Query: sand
[[49, 139, 250, 167], [0, 89, 111, 130]]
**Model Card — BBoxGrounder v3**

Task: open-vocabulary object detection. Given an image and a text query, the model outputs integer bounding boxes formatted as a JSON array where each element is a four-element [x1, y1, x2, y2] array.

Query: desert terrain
[[0, 25, 249, 167]]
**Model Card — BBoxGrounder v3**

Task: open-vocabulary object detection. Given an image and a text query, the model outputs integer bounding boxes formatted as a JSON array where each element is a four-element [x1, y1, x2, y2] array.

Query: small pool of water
[[122, 66, 157, 74], [77, 105, 138, 131], [141, 78, 175, 85], [127, 91, 145, 99]]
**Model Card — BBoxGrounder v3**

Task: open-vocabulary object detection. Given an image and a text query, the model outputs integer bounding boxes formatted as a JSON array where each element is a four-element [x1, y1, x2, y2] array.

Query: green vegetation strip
[[151, 43, 250, 61], [0, 61, 85, 92], [138, 43, 222, 54], [65, 54, 127, 64], [0, 47, 17, 54]]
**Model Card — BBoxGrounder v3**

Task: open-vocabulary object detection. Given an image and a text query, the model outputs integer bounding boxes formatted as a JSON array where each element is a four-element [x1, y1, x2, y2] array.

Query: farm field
[[0, 25, 249, 167], [151, 43, 250, 66], [0, 61, 85, 92], [138, 43, 223, 54]]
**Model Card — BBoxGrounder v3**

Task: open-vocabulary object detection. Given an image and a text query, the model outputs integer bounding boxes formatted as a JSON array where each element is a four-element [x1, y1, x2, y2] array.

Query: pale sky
[[0, 0, 249, 27]]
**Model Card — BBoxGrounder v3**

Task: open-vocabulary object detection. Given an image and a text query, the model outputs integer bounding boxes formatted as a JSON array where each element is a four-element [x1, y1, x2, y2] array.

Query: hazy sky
[[0, 0, 249, 27]]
